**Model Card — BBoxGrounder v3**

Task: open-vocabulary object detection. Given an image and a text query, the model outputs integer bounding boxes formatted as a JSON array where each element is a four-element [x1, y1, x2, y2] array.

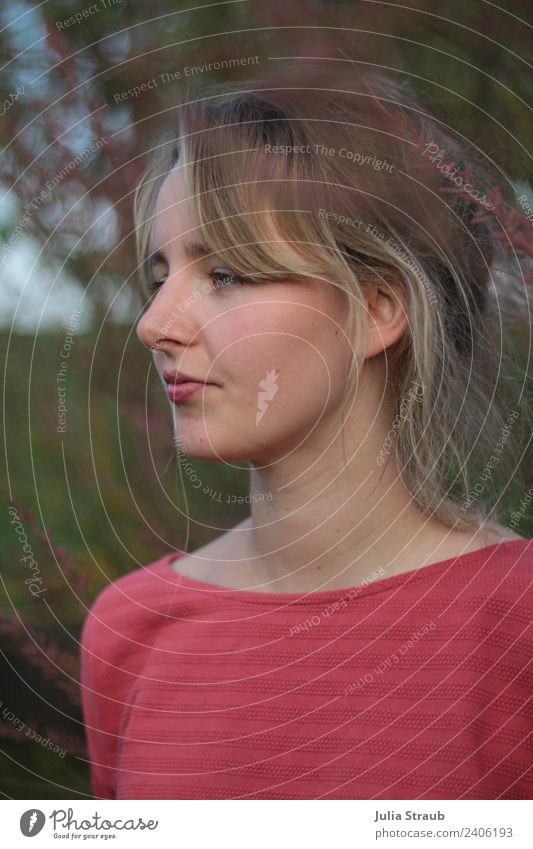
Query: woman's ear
[[363, 272, 409, 359]]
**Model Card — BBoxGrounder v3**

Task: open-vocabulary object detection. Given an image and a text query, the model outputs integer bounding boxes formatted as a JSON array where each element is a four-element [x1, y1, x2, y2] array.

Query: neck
[[241, 401, 462, 593]]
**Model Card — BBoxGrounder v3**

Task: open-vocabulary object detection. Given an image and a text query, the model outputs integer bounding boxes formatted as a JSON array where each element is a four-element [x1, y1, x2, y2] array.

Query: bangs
[[132, 61, 528, 532], [177, 100, 329, 283]]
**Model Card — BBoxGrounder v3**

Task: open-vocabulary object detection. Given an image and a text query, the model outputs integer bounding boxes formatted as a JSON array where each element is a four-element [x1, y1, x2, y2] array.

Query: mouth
[[166, 382, 216, 404], [163, 368, 218, 404]]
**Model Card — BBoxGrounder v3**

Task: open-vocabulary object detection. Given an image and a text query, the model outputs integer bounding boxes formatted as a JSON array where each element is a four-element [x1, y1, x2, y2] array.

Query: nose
[[136, 277, 200, 354]]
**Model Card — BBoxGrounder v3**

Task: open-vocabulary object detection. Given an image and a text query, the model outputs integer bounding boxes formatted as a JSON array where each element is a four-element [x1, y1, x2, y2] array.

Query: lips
[[166, 382, 211, 403], [162, 370, 217, 404], [163, 369, 209, 386]]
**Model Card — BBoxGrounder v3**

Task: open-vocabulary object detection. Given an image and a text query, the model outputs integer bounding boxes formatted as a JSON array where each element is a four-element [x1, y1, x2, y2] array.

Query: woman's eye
[[146, 268, 252, 294], [147, 278, 166, 292], [210, 269, 248, 289]]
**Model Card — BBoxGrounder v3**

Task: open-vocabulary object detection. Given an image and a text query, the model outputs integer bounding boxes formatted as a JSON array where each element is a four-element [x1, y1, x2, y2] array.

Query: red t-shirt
[[80, 538, 532, 799]]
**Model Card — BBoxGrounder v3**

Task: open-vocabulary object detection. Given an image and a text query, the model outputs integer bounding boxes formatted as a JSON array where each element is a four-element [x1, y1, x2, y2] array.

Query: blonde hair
[[134, 61, 530, 531]]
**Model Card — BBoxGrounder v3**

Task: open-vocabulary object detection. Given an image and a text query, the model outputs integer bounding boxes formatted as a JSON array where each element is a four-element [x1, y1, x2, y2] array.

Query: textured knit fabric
[[80, 538, 533, 800]]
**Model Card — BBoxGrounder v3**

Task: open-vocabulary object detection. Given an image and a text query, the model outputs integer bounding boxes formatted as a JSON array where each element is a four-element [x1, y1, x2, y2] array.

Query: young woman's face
[[136, 165, 355, 464]]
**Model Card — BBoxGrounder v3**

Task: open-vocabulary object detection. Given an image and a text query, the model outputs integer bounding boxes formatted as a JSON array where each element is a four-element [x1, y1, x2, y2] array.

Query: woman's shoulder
[[80, 551, 179, 649], [466, 524, 531, 570], [465, 532, 532, 610], [91, 551, 174, 603], [410, 527, 532, 618], [474, 526, 532, 576]]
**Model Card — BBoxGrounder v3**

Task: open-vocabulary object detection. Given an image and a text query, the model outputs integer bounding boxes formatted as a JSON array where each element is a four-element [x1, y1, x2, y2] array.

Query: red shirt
[[80, 538, 532, 799]]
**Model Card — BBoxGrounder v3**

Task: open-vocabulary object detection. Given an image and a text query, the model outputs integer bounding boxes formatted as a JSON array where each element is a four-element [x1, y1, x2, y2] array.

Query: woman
[[80, 62, 532, 799]]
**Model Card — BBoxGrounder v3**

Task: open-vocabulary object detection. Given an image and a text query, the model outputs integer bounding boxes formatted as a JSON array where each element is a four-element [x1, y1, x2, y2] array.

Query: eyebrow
[[149, 241, 212, 267]]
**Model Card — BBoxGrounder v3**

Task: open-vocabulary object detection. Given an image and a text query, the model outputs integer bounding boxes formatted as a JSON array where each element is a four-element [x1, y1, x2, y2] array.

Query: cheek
[[283, 317, 352, 408], [206, 309, 268, 382], [212, 303, 351, 409]]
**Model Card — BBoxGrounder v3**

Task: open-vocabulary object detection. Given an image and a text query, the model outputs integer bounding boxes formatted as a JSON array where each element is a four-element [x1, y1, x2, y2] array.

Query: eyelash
[[147, 269, 250, 292], [147, 278, 165, 292], [210, 269, 249, 288]]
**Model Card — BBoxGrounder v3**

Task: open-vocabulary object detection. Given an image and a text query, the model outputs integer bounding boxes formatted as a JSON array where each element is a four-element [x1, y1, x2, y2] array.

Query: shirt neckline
[[157, 537, 530, 606]]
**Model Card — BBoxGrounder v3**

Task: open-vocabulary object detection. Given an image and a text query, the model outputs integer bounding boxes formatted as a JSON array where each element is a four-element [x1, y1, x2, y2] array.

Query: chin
[[172, 426, 243, 462], [173, 426, 282, 465]]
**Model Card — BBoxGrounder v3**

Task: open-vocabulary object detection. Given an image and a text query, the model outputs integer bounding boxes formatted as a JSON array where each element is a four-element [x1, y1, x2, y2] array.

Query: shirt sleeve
[[79, 599, 118, 799]]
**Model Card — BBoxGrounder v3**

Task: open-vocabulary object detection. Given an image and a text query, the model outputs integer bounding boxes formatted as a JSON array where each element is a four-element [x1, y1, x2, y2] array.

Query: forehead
[[156, 163, 186, 209], [150, 161, 317, 276], [151, 165, 193, 249]]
